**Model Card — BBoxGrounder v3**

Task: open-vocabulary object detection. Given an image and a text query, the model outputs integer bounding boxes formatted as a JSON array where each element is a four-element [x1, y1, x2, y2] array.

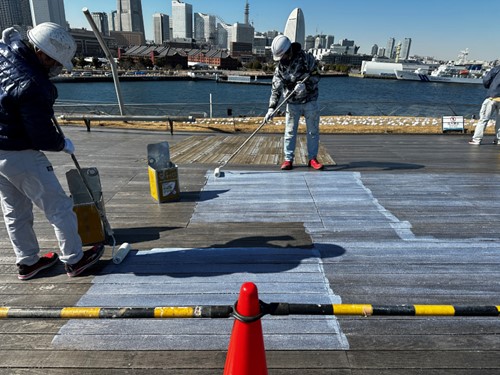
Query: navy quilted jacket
[[0, 39, 64, 151], [483, 66, 500, 99]]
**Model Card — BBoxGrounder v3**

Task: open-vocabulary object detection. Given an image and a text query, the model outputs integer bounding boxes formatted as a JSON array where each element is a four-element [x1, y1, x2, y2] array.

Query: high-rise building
[[109, 11, 118, 32], [172, 0, 192, 39], [231, 22, 253, 44], [314, 35, 326, 49], [153, 13, 170, 44], [400, 37, 412, 60], [371, 44, 378, 56], [216, 22, 230, 49], [253, 33, 266, 55], [230, 22, 254, 55], [194, 13, 216, 44], [91, 12, 109, 36], [385, 37, 395, 59], [304, 35, 315, 51], [284, 8, 305, 47], [325, 35, 334, 49], [30, 0, 67, 28], [0, 0, 32, 33], [116, 0, 145, 42]]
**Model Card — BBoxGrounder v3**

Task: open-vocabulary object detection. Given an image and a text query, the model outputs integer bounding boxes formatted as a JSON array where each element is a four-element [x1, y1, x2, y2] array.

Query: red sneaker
[[280, 160, 293, 170], [17, 252, 59, 280], [308, 158, 324, 170]]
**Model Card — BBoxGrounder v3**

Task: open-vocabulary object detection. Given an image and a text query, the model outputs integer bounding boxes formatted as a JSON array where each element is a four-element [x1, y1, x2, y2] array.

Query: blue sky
[[64, 1, 500, 62]]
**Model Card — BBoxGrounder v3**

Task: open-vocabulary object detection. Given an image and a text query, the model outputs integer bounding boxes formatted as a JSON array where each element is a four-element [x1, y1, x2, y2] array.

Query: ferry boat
[[394, 65, 485, 84], [394, 49, 487, 84]]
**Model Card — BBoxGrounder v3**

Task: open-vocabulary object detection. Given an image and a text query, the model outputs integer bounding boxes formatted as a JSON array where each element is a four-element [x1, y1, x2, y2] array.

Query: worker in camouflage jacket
[[265, 35, 323, 170]]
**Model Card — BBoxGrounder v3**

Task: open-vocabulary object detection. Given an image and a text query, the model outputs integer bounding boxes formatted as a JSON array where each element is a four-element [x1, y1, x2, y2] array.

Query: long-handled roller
[[51, 117, 130, 263], [213, 76, 309, 178]]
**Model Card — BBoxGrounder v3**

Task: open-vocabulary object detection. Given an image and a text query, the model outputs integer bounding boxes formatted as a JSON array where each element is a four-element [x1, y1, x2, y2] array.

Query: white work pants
[[0, 149, 82, 265], [472, 98, 500, 142]]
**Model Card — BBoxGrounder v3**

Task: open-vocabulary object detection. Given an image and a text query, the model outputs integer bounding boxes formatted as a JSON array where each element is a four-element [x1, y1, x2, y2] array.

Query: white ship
[[394, 49, 487, 84]]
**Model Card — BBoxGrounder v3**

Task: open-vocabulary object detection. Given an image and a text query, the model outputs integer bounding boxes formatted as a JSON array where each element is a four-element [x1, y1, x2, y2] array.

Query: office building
[[304, 35, 315, 51], [216, 22, 230, 49], [400, 37, 412, 60], [325, 35, 334, 48], [109, 10, 117, 32], [172, 0, 192, 39], [91, 12, 109, 36], [30, 0, 67, 27], [230, 22, 254, 54], [116, 0, 145, 43], [385, 37, 395, 59], [153, 13, 170, 45], [0, 0, 32, 33], [253, 33, 266, 55], [194, 13, 216, 44]]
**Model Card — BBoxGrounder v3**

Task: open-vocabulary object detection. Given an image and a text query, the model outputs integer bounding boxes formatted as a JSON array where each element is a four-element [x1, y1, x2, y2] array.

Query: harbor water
[[54, 76, 486, 118]]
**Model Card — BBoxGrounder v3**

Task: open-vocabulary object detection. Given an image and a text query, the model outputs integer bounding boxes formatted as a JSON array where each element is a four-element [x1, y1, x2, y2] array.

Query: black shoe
[[65, 244, 105, 277], [17, 252, 59, 280]]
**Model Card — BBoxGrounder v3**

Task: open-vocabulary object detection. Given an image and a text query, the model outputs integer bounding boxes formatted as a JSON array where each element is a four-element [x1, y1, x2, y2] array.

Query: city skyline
[[64, 0, 500, 62]]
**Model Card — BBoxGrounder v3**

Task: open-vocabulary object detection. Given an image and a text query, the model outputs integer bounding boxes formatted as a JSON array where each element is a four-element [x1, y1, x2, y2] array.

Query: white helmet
[[271, 35, 291, 61], [28, 22, 76, 71]]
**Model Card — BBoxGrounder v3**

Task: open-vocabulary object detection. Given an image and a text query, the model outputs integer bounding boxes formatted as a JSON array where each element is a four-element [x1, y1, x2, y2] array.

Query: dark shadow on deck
[[99, 243, 346, 278], [333, 161, 425, 171]]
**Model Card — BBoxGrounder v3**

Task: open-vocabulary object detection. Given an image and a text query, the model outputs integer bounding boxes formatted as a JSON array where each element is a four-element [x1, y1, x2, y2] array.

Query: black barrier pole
[[1, 304, 499, 319]]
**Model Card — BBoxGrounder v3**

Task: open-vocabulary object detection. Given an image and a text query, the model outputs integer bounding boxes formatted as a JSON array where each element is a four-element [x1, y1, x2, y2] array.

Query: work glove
[[264, 108, 275, 123], [294, 82, 306, 96], [62, 138, 75, 154], [1, 27, 21, 45]]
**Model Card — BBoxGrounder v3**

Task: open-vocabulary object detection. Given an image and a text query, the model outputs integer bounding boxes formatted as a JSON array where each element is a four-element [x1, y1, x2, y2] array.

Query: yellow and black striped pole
[[0, 304, 499, 319], [0, 306, 232, 319]]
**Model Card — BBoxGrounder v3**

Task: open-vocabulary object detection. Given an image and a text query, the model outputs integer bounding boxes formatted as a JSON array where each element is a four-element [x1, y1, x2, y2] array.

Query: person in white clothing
[[469, 66, 500, 145], [0, 23, 104, 280]]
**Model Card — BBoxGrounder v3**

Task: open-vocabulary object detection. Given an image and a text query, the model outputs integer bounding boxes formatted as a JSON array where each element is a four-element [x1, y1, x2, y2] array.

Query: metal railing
[[54, 100, 479, 119]]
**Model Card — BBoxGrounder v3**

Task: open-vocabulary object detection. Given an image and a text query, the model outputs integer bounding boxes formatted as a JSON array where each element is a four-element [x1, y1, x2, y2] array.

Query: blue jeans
[[283, 100, 320, 161]]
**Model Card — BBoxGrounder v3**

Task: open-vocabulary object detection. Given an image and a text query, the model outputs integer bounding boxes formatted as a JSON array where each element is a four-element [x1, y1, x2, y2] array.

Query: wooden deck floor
[[1, 127, 500, 374]]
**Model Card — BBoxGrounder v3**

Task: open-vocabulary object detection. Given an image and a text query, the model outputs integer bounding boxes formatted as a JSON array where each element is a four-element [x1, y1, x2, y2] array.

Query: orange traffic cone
[[223, 282, 268, 375]]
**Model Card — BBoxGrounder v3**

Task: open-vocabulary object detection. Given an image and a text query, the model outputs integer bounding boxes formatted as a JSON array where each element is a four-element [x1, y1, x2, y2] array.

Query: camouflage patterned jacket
[[268, 42, 321, 109]]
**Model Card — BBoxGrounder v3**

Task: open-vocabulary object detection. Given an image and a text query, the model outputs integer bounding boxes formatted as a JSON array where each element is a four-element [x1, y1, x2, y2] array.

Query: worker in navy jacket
[[0, 23, 104, 280]]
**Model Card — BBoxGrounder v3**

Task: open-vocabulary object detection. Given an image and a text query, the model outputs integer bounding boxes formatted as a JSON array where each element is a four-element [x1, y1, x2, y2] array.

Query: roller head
[[214, 167, 224, 178], [113, 242, 131, 264]]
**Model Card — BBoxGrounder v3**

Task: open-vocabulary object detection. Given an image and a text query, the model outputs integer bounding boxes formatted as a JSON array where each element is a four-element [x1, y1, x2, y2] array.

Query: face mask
[[48, 65, 63, 78]]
